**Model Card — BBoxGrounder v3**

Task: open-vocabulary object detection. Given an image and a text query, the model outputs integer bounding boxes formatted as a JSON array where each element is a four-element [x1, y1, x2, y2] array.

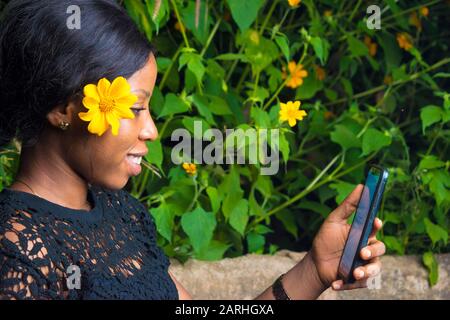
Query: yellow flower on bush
[[182, 163, 197, 175], [384, 75, 393, 85], [420, 6, 429, 17], [314, 65, 326, 81], [282, 61, 308, 89], [288, 0, 301, 7], [78, 77, 137, 136], [364, 36, 377, 57], [324, 10, 332, 17], [279, 101, 307, 127], [396, 32, 413, 51], [409, 12, 422, 31]]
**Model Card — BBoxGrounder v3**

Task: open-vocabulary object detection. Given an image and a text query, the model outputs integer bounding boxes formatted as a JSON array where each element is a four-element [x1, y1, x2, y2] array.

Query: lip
[[127, 149, 148, 157], [126, 149, 148, 176]]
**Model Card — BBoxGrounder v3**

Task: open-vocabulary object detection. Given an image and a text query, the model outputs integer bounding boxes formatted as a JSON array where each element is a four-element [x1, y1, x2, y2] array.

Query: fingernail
[[363, 248, 372, 258], [357, 270, 364, 279], [333, 283, 341, 290]]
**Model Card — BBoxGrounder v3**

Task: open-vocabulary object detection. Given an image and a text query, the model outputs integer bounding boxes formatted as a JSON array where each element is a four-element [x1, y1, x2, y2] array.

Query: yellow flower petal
[[97, 78, 111, 99], [110, 76, 132, 99], [82, 97, 100, 110], [288, 118, 297, 127], [115, 94, 138, 107], [78, 110, 97, 122], [106, 112, 121, 136], [114, 105, 135, 119], [88, 112, 108, 136], [83, 84, 100, 101]]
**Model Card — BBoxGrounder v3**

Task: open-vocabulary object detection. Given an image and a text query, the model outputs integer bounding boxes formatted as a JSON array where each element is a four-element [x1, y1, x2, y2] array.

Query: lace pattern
[[0, 185, 178, 300]]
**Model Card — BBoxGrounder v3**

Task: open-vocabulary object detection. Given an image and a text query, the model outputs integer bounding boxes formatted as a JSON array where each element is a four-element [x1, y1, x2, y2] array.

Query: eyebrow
[[132, 89, 151, 98]]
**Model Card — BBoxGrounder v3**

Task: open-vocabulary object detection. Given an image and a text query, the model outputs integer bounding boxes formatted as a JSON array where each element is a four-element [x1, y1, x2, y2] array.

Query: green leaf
[[181, 207, 217, 253], [383, 235, 405, 255], [310, 37, 330, 65], [251, 106, 271, 128], [244, 36, 279, 73], [229, 199, 249, 236], [424, 218, 448, 246], [297, 200, 332, 218], [215, 53, 249, 61], [296, 74, 323, 99], [226, 0, 265, 32], [361, 128, 392, 156], [255, 175, 273, 198], [275, 35, 290, 62], [422, 251, 439, 286], [275, 211, 298, 239], [428, 170, 450, 206], [206, 186, 222, 213], [347, 36, 369, 57], [145, 139, 163, 171], [246, 232, 265, 253], [150, 203, 175, 242], [189, 94, 215, 125], [179, 52, 205, 85], [207, 95, 233, 115], [418, 156, 446, 171], [330, 125, 361, 150], [420, 105, 443, 134], [377, 32, 402, 72], [158, 93, 189, 118], [278, 131, 290, 164], [181, 0, 211, 44], [195, 240, 231, 261], [330, 181, 356, 204]]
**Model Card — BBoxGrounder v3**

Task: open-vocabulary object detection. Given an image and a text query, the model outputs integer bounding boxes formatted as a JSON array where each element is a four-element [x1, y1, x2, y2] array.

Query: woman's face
[[65, 54, 159, 190]]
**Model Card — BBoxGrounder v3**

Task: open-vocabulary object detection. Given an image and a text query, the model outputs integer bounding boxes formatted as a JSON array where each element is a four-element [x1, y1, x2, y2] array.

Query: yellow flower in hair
[[78, 77, 137, 136], [279, 100, 307, 127]]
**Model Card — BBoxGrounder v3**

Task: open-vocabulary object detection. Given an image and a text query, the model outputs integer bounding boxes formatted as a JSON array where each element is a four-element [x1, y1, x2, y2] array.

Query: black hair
[[0, 0, 155, 149]]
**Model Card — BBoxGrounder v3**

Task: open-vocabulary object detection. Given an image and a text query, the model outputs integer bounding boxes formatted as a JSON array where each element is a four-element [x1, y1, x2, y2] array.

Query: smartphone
[[338, 164, 389, 284]]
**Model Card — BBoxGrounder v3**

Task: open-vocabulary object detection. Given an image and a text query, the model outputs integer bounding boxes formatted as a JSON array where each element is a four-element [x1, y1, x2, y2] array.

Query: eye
[[131, 107, 146, 115]]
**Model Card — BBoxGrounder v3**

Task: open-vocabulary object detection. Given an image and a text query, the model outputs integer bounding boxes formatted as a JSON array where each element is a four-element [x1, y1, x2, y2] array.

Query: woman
[[0, 0, 385, 300]]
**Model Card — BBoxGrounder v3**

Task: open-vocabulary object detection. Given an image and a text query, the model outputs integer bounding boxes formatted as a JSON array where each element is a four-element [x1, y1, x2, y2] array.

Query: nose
[[139, 110, 158, 141]]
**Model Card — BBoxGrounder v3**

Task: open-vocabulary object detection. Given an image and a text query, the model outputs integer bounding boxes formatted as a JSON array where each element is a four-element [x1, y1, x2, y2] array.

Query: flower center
[[287, 109, 296, 118], [99, 97, 115, 113]]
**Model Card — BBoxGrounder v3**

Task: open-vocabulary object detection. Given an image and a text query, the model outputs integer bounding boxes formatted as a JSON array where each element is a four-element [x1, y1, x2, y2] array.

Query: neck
[[11, 141, 91, 211]]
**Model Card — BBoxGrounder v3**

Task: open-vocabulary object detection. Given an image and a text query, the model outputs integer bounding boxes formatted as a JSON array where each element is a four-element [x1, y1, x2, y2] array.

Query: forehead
[[127, 54, 158, 97]]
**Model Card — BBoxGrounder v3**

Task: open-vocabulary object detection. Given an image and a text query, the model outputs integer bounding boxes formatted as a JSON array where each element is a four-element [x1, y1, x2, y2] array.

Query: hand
[[310, 184, 386, 291]]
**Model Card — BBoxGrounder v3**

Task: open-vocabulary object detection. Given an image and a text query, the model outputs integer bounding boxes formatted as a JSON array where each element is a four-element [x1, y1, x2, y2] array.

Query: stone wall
[[169, 251, 450, 300]]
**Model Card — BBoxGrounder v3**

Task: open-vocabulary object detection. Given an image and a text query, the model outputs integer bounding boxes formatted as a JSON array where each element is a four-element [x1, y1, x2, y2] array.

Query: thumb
[[329, 183, 365, 221]]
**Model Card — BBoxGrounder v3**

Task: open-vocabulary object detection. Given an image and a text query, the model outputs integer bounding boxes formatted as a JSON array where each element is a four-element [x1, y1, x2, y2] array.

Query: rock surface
[[169, 251, 450, 300]]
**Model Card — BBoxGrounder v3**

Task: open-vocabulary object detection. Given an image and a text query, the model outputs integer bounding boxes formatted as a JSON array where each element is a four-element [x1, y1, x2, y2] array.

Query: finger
[[368, 218, 383, 240], [354, 258, 381, 279], [360, 240, 386, 260], [331, 279, 367, 291], [329, 184, 365, 221]]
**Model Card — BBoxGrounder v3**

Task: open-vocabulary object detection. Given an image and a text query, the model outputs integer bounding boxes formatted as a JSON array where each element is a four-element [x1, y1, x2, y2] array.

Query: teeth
[[128, 156, 142, 165]]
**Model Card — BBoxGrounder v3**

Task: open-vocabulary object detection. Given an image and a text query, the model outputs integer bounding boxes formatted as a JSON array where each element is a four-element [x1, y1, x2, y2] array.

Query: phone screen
[[339, 167, 382, 277]]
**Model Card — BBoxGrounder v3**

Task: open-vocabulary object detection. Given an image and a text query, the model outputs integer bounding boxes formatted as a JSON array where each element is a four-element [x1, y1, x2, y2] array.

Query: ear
[[46, 101, 79, 128]]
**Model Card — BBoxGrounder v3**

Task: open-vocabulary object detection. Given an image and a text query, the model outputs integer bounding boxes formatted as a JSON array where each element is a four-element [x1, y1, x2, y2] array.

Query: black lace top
[[0, 185, 179, 300]]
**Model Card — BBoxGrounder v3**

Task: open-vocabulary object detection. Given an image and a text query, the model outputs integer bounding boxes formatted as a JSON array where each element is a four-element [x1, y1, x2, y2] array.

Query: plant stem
[[324, 57, 450, 107], [170, 0, 190, 48], [200, 18, 222, 57]]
